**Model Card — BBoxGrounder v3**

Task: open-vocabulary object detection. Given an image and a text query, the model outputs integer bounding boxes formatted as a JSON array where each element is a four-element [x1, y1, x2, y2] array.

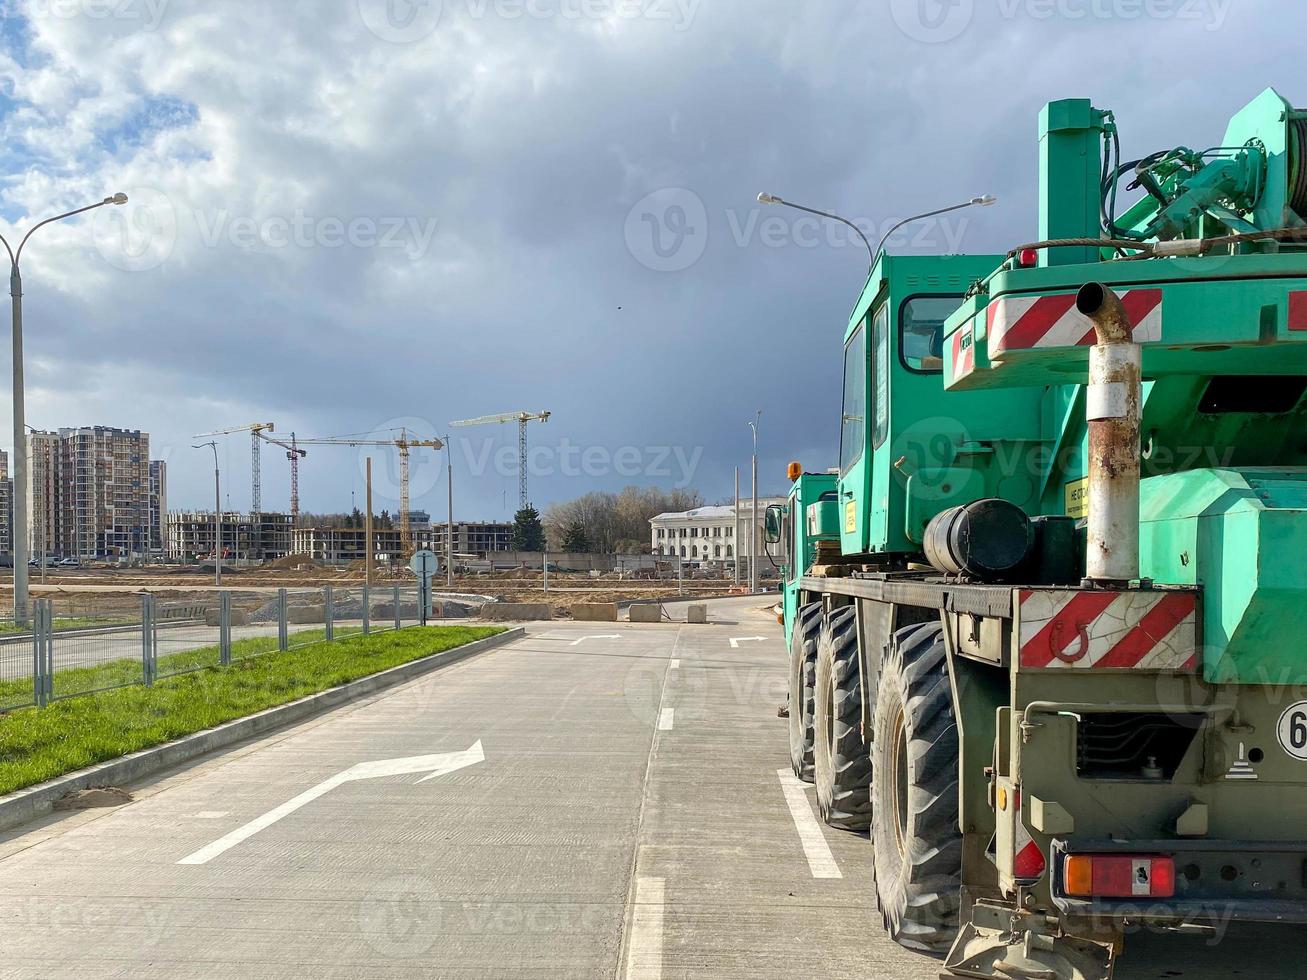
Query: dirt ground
[[0, 564, 759, 617]]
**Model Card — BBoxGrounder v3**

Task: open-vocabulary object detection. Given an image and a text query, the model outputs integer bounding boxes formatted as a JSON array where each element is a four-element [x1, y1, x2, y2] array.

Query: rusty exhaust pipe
[[1077, 282, 1141, 585]]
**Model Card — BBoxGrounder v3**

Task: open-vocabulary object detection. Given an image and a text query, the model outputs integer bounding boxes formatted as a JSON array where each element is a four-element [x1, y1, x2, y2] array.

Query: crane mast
[[449, 410, 551, 509]]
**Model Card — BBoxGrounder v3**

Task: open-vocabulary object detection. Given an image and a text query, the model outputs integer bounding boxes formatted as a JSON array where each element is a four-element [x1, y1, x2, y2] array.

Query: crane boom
[[291, 430, 444, 556], [449, 411, 550, 509]]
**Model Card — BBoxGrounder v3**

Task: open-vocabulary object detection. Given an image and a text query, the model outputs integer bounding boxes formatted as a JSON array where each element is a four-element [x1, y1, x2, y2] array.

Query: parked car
[[56, 557, 81, 568]]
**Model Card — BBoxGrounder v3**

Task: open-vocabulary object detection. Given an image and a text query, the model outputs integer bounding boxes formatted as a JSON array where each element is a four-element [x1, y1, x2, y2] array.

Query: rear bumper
[[1050, 839, 1307, 924]]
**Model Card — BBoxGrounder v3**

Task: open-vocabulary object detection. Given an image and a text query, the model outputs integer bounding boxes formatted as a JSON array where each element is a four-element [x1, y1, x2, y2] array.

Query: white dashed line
[[622, 875, 665, 980], [658, 708, 675, 731], [776, 768, 842, 879]]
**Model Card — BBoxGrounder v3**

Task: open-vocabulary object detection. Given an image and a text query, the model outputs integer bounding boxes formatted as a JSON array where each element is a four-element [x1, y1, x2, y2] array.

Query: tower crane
[[194, 422, 276, 558], [449, 411, 551, 509], [292, 430, 443, 556], [256, 431, 307, 525]]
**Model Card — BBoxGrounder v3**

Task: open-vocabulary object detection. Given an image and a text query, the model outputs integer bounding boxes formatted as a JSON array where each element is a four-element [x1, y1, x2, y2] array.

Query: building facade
[[148, 460, 167, 556], [29, 427, 163, 560], [293, 520, 512, 564], [649, 498, 785, 563], [0, 450, 11, 558], [166, 511, 294, 561]]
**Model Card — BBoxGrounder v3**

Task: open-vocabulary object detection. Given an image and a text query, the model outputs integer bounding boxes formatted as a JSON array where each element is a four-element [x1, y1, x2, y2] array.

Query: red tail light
[[1064, 854, 1175, 898]]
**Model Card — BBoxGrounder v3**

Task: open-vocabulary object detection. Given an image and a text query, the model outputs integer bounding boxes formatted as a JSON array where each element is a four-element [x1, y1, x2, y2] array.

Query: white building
[[649, 498, 785, 564]]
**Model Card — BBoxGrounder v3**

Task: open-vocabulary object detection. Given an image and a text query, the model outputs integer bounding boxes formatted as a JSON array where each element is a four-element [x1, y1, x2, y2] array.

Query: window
[[900, 295, 962, 374], [714, 545, 721, 558], [840, 321, 868, 473], [726, 545, 733, 557], [873, 304, 889, 448]]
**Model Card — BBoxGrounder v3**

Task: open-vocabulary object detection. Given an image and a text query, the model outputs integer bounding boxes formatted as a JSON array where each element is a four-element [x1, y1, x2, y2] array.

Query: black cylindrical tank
[[923, 499, 1034, 579]]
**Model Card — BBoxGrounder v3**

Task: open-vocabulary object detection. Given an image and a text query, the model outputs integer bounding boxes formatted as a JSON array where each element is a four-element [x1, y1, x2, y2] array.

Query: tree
[[561, 519, 590, 554], [512, 505, 546, 551], [542, 486, 704, 553]]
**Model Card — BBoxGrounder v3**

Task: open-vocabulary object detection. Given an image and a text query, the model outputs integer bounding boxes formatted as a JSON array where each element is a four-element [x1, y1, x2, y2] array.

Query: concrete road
[[0, 597, 1303, 978]]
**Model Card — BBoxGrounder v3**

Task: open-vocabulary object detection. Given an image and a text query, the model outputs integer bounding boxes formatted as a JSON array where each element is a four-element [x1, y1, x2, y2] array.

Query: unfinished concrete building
[[167, 511, 293, 561]]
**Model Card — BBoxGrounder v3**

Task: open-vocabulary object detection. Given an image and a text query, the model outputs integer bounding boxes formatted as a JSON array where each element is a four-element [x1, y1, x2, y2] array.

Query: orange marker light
[[787, 461, 802, 481]]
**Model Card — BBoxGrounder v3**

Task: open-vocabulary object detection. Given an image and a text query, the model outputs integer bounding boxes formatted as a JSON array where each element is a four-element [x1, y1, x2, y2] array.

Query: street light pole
[[193, 442, 221, 587], [445, 435, 454, 590], [1, 193, 128, 622], [748, 411, 761, 594]]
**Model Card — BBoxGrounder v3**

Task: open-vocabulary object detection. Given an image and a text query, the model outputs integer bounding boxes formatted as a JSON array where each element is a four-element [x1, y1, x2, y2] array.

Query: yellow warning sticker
[[845, 499, 857, 534], [1065, 478, 1089, 519]]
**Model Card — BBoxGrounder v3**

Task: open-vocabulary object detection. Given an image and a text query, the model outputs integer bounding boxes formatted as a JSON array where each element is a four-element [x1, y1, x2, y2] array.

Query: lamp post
[[444, 434, 454, 590], [1, 193, 128, 622], [748, 410, 761, 593], [193, 441, 222, 587], [756, 191, 997, 270]]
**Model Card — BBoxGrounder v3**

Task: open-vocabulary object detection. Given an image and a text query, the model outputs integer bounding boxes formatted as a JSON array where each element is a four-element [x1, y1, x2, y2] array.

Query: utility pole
[[445, 437, 454, 589], [733, 467, 740, 586], [365, 457, 373, 590], [748, 411, 761, 593], [193, 441, 221, 586]]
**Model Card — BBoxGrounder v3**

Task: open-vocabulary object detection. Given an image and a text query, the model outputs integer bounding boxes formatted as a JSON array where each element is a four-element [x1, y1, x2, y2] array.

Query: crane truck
[[769, 88, 1307, 980]]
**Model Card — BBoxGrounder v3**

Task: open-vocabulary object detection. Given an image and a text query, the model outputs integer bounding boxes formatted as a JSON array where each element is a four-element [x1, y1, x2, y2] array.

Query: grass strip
[[0, 625, 503, 796]]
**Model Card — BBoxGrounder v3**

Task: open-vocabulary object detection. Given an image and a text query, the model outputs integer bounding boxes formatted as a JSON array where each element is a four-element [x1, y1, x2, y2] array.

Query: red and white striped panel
[[1011, 790, 1045, 881], [988, 289, 1163, 356], [1018, 589, 1198, 670], [949, 327, 975, 381]]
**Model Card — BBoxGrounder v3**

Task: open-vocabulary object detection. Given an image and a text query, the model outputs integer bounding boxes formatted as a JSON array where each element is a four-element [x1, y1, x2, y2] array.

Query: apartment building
[[29, 427, 162, 560], [148, 460, 167, 555], [294, 520, 512, 564], [0, 450, 11, 558]]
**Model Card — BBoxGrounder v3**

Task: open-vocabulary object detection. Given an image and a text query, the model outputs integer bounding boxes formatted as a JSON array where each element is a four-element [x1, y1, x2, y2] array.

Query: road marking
[[669, 658, 680, 669], [776, 769, 842, 879], [730, 636, 767, 648], [658, 708, 675, 731], [623, 875, 665, 980], [177, 742, 485, 866], [571, 634, 621, 646]]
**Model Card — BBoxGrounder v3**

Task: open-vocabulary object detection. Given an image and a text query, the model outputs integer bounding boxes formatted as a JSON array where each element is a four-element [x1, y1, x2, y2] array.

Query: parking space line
[[658, 708, 675, 731], [669, 658, 680, 669], [776, 768, 842, 879], [622, 875, 665, 980]]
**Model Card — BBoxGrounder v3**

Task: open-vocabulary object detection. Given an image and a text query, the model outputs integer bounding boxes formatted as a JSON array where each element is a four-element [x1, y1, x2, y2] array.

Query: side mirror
[[764, 503, 785, 544]]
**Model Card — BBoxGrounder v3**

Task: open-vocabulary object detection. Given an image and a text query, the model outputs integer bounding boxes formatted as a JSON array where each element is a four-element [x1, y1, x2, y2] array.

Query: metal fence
[[1, 585, 432, 712]]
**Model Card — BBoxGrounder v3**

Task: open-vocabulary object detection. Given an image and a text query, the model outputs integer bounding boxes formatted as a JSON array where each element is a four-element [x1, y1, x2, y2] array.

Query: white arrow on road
[[177, 742, 485, 866], [570, 635, 621, 646], [730, 636, 767, 648]]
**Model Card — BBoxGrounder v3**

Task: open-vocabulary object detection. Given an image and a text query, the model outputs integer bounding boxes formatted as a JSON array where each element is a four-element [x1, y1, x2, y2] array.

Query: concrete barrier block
[[628, 603, 663, 623], [488, 602, 553, 621], [686, 603, 708, 624], [572, 602, 618, 622], [204, 608, 250, 627], [288, 604, 325, 624]]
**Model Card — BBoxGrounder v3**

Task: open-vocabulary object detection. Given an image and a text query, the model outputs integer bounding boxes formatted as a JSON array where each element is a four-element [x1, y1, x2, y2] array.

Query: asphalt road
[[0, 596, 1302, 978]]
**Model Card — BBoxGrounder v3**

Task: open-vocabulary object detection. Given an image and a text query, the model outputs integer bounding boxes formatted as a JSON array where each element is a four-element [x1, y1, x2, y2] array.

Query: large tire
[[813, 606, 872, 830], [788, 602, 823, 781], [870, 622, 962, 955]]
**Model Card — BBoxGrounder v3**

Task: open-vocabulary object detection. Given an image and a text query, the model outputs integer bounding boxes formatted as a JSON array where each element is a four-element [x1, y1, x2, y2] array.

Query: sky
[[0, 0, 1295, 521]]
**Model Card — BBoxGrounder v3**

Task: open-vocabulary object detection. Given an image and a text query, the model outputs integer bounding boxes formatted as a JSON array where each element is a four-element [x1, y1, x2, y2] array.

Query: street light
[[0, 193, 129, 622], [193, 442, 222, 587], [748, 410, 761, 594], [756, 191, 997, 270]]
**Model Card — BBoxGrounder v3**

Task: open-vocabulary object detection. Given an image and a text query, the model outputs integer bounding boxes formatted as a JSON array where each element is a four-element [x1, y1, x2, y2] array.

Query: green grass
[[0, 625, 504, 796]]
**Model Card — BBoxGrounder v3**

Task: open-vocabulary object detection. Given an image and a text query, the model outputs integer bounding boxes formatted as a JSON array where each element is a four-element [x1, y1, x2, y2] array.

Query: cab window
[[873, 304, 889, 448], [900, 295, 961, 374], [839, 322, 867, 473]]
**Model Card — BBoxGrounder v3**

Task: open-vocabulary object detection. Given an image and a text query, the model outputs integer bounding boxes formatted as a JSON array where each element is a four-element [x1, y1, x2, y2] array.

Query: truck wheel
[[814, 606, 872, 830], [871, 622, 961, 955], [788, 601, 823, 781]]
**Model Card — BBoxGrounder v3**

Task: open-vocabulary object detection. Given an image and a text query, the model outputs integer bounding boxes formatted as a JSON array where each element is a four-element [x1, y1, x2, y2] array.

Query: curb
[[0, 627, 524, 835]]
